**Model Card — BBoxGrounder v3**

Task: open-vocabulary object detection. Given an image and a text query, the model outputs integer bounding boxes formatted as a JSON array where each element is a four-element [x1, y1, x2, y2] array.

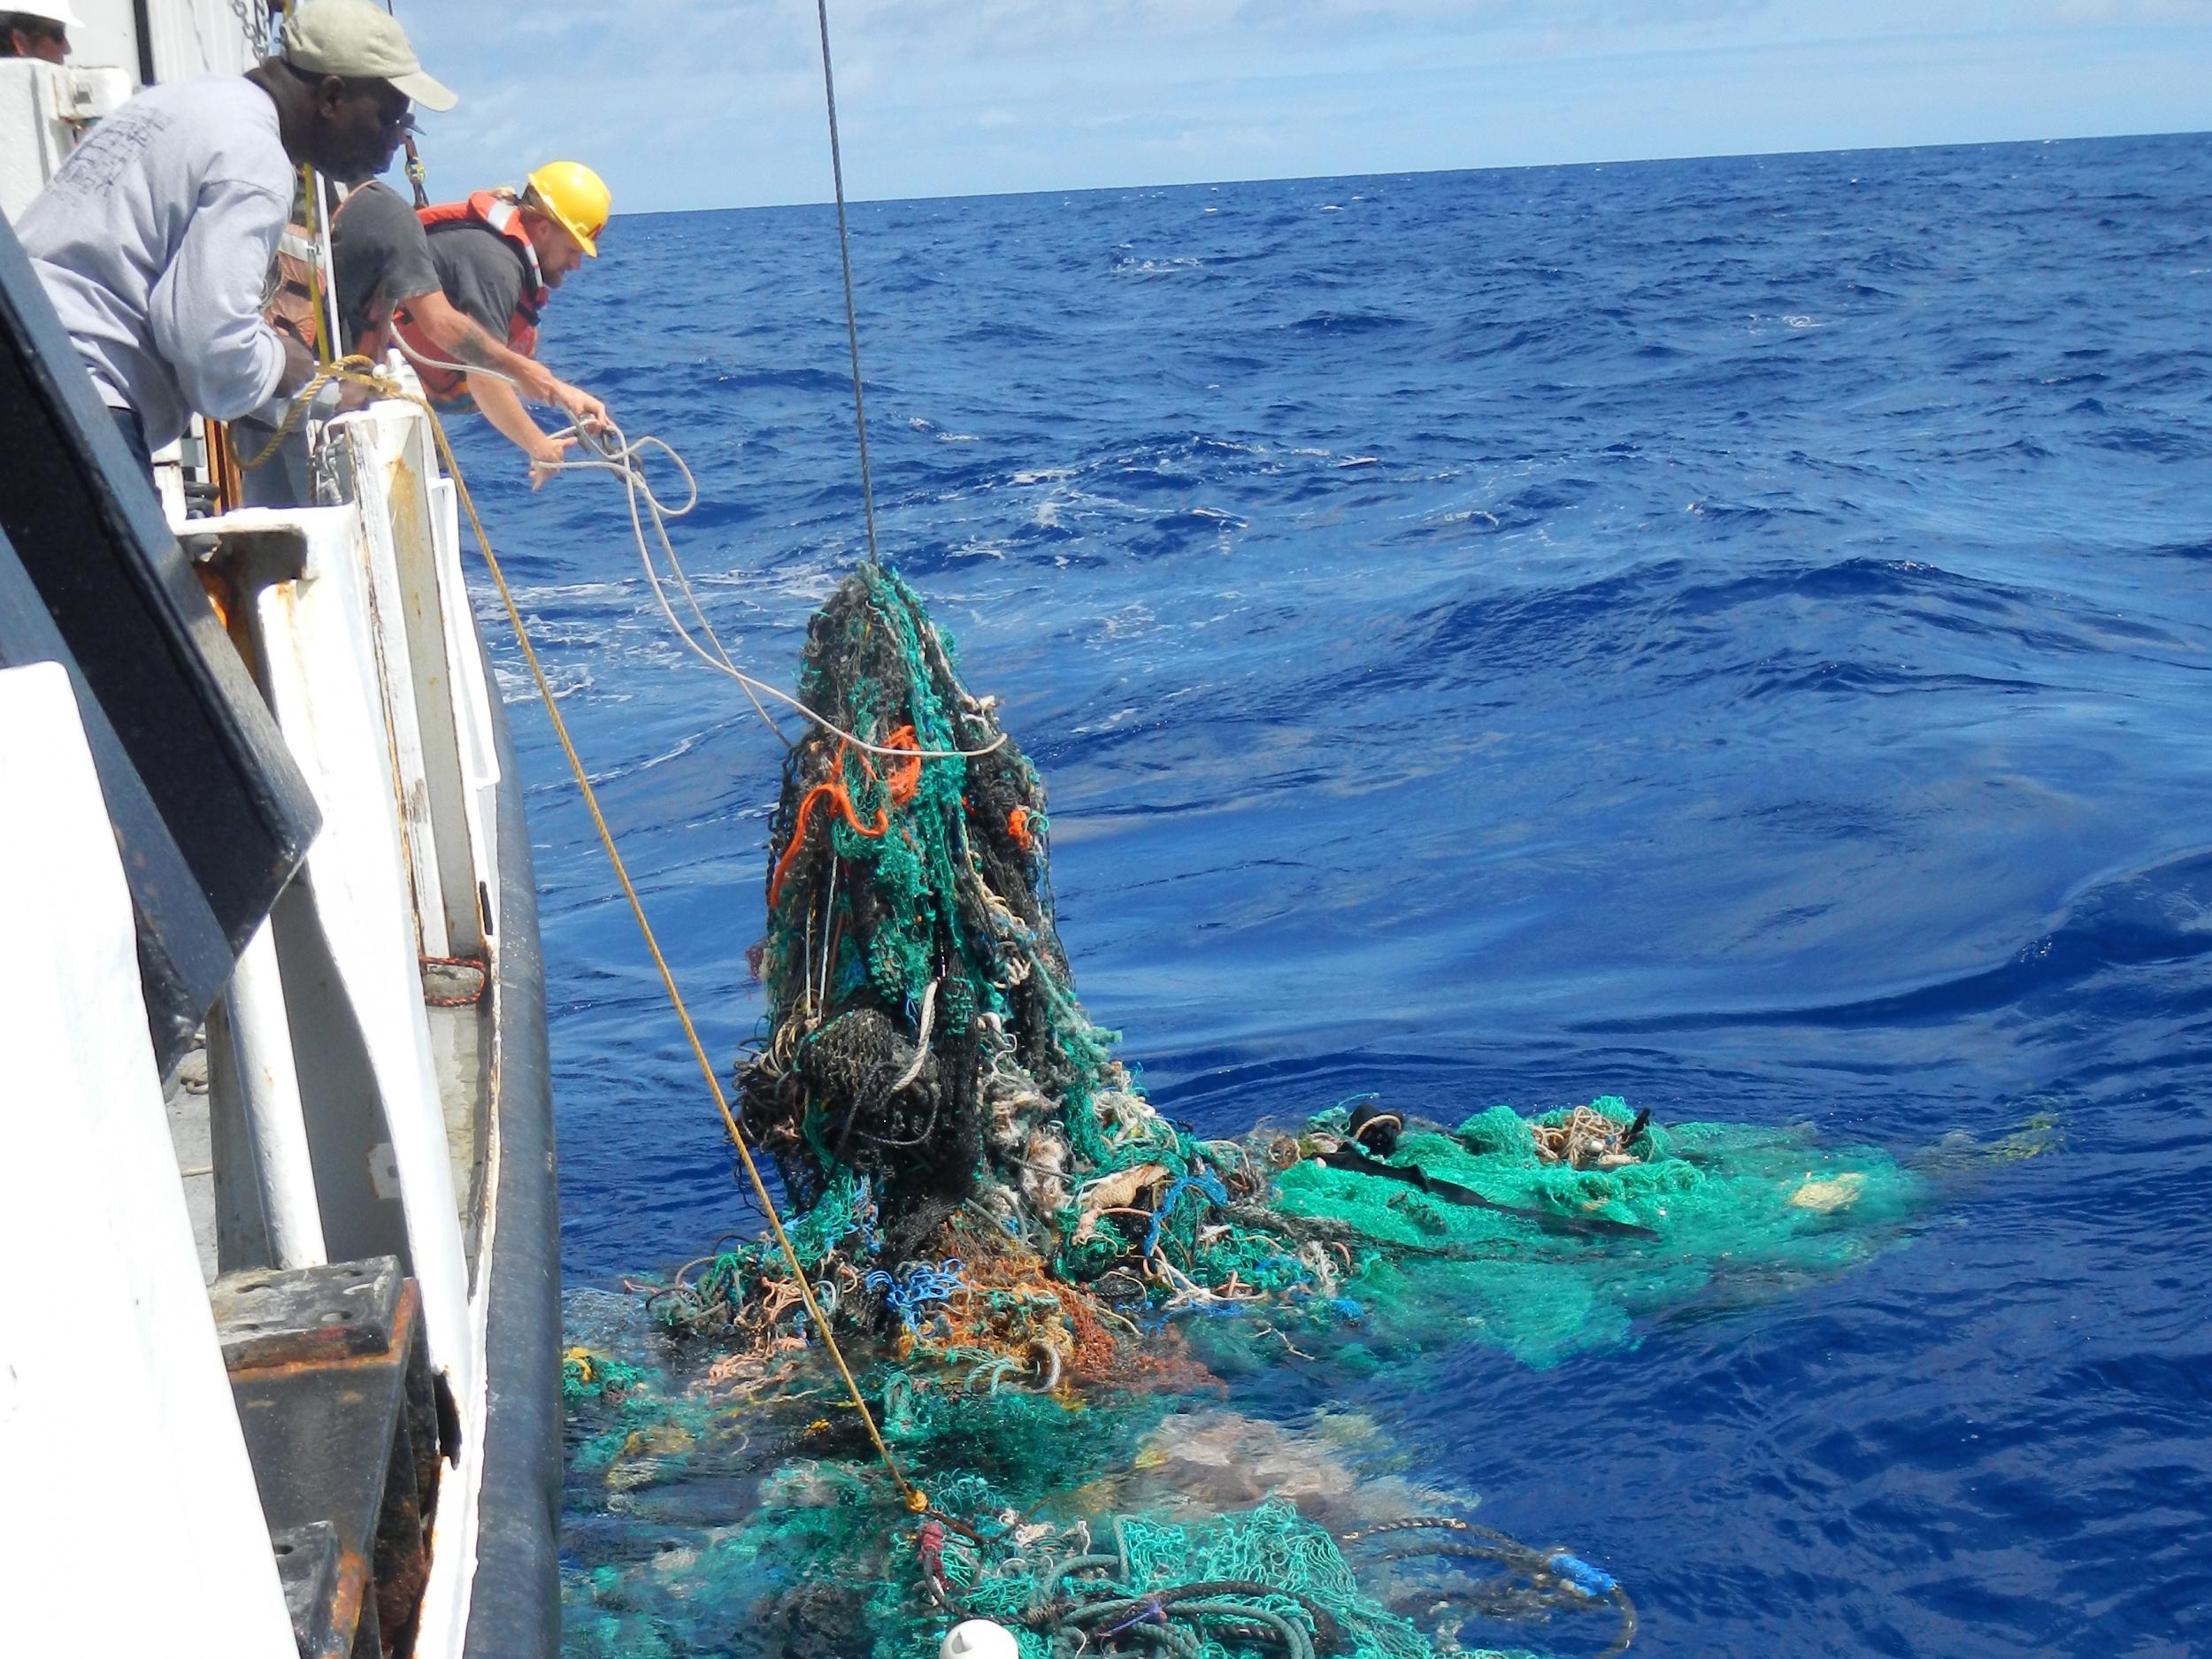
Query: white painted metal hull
[[0, 661, 303, 1659]]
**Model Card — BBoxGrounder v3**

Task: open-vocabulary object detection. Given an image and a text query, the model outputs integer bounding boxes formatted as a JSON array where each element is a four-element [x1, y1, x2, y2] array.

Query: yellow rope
[[303, 363, 924, 1510], [234, 354, 380, 470]]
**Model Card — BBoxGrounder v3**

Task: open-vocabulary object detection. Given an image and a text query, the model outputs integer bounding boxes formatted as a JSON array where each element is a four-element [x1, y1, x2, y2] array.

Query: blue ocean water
[[453, 134, 2212, 1657]]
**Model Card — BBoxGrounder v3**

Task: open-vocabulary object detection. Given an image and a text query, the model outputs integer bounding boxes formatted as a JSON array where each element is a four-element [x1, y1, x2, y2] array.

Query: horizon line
[[609, 124, 2211, 221]]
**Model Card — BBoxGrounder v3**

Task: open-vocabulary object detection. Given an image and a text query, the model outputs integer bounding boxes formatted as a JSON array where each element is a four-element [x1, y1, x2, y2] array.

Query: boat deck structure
[[0, 191, 562, 1659]]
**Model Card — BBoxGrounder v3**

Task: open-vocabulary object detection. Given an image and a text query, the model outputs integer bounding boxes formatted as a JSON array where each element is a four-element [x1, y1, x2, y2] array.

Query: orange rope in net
[[769, 724, 921, 905]]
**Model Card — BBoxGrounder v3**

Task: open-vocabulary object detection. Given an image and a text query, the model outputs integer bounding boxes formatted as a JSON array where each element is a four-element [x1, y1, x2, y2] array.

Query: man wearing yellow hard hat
[[385, 159, 612, 487], [329, 166, 608, 450]]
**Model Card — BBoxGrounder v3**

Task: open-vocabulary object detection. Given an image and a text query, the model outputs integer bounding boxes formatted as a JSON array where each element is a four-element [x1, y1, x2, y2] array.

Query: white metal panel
[[379, 404, 491, 956], [216, 915, 328, 1266], [431, 466, 504, 939], [0, 59, 131, 222], [0, 660, 296, 1659], [148, 0, 262, 82], [342, 415, 454, 958], [62, 0, 142, 81], [376, 360, 506, 937]]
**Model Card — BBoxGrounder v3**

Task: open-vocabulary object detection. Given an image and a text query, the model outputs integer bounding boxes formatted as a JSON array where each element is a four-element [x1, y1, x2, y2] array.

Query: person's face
[[12, 22, 67, 62], [530, 217, 588, 287], [306, 74, 411, 185]]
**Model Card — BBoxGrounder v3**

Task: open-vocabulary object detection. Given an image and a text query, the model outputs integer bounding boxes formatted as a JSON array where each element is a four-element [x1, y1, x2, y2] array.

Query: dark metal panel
[[269, 1521, 356, 1659], [463, 661, 563, 1659], [129, 0, 155, 84], [0, 211, 320, 1068]]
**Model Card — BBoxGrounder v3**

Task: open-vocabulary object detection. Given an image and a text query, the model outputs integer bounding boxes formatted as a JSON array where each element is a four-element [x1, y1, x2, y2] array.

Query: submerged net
[[563, 564, 1964, 1658]]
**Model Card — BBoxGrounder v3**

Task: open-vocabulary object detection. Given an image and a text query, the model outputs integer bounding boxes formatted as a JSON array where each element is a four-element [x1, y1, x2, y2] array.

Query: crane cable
[[814, 0, 883, 571]]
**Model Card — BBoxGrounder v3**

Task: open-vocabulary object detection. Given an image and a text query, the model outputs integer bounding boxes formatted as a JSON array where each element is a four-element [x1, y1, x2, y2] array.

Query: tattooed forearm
[[451, 321, 499, 368]]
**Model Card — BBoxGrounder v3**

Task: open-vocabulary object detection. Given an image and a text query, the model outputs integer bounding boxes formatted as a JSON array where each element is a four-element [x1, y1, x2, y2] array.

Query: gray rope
[[814, 0, 885, 569]]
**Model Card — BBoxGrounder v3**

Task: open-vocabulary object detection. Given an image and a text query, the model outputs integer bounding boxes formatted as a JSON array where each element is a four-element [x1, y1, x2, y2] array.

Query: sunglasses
[[329, 73, 413, 135]]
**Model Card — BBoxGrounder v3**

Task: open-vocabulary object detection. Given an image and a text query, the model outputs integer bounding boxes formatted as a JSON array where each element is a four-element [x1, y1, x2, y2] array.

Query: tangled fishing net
[[562, 564, 1958, 1659]]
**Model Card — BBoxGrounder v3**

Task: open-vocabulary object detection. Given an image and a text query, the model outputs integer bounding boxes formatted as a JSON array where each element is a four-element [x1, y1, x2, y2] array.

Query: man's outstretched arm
[[401, 289, 608, 429]]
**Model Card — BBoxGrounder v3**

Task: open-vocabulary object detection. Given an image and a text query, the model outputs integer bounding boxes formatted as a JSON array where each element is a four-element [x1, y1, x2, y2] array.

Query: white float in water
[[941, 1620, 1020, 1659]]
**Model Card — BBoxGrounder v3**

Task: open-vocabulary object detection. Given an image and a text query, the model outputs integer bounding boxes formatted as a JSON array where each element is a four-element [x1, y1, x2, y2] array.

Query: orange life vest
[[263, 222, 321, 352], [390, 190, 548, 404]]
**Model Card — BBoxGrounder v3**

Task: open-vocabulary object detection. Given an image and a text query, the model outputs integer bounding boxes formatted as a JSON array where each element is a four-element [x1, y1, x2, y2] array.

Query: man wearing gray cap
[[0, 2, 79, 62], [16, 0, 455, 480]]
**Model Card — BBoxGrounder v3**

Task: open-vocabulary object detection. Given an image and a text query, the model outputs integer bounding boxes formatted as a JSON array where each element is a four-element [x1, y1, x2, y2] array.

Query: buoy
[[941, 1620, 1019, 1659]]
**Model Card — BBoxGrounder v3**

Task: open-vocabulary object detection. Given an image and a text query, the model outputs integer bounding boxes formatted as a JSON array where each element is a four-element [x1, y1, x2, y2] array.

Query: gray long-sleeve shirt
[[18, 75, 295, 451]]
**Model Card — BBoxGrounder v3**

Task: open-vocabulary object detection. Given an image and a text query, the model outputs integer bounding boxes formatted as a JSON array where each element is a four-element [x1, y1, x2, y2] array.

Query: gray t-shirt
[[424, 216, 534, 342], [18, 75, 293, 450], [329, 178, 440, 352]]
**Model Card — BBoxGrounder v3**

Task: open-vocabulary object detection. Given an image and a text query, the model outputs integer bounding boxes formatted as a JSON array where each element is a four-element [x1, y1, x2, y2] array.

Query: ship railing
[[179, 370, 511, 1658]]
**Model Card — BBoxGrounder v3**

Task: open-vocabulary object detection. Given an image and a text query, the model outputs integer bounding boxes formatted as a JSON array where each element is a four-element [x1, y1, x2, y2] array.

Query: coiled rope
[[546, 417, 1001, 762], [280, 338, 1003, 764]]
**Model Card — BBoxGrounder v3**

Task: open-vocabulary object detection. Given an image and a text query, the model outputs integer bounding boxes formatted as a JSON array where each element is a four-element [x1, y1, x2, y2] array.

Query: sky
[[392, 0, 2212, 213]]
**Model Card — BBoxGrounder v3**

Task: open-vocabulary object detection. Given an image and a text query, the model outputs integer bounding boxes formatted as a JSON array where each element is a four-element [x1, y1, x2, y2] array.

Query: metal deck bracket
[[213, 1256, 443, 1658], [271, 1521, 356, 1659]]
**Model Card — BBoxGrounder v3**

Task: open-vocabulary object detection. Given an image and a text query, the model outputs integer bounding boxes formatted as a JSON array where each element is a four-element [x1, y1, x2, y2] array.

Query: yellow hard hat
[[524, 160, 611, 257]]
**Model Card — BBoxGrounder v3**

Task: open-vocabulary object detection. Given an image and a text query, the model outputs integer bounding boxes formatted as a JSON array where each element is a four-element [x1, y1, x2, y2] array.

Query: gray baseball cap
[[280, 0, 457, 112]]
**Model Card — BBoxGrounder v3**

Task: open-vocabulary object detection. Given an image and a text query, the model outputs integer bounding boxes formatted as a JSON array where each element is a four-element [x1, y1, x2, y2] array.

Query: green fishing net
[[1204, 1097, 1924, 1370], [557, 1310, 1590, 1659]]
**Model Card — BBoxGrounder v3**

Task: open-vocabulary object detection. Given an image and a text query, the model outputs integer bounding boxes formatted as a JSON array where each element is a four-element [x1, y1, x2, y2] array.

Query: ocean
[[449, 132, 2212, 1657]]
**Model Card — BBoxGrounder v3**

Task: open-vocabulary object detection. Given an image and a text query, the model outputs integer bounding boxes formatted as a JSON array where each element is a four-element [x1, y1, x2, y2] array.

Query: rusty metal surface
[[211, 1255, 403, 1370], [217, 1258, 442, 1657], [272, 1521, 371, 1659]]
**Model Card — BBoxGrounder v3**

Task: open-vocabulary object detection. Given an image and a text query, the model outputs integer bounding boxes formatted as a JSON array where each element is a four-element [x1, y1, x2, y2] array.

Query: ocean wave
[[1286, 309, 1412, 334], [1579, 849, 2212, 1033], [516, 138, 2212, 1659]]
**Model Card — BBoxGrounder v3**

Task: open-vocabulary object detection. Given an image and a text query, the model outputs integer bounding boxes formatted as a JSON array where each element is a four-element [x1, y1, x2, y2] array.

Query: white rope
[[388, 332, 1005, 764], [888, 978, 938, 1094], [816, 855, 840, 1011]]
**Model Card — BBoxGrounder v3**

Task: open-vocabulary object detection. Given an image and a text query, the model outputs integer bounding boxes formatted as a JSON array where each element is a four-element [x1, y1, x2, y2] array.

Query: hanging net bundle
[[560, 565, 2025, 1659]]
